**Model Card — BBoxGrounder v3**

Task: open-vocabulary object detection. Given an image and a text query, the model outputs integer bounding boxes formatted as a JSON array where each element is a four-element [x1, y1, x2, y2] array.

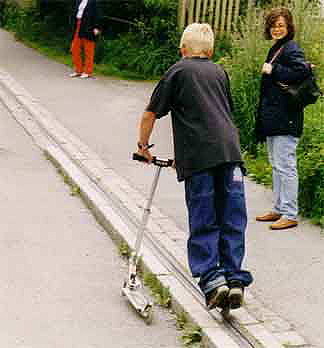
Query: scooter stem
[[134, 166, 162, 257]]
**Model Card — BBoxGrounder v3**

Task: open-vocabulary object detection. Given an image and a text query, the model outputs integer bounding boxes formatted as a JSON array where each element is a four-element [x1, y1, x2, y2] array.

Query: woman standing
[[70, 0, 101, 78], [255, 8, 311, 230]]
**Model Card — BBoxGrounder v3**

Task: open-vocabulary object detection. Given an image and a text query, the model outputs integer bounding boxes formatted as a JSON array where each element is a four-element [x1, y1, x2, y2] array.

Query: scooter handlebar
[[132, 153, 173, 167]]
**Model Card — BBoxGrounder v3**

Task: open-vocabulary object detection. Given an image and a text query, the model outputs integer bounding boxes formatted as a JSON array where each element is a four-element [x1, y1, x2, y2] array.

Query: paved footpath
[[0, 29, 323, 347], [0, 86, 184, 346]]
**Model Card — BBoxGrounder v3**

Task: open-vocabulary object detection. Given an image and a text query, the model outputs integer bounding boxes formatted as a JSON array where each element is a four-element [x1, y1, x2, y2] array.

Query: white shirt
[[76, 0, 88, 19]]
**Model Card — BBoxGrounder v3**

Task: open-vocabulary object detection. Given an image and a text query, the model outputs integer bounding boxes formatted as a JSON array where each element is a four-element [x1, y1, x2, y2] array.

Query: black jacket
[[256, 38, 311, 141], [71, 0, 102, 42]]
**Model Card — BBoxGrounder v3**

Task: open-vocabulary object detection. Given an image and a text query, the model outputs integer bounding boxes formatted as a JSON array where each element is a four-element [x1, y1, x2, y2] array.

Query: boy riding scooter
[[135, 23, 253, 310]]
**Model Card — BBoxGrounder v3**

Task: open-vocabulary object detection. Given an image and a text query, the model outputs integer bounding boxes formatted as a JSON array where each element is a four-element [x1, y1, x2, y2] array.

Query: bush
[[218, 8, 269, 154], [97, 33, 177, 78], [99, 0, 180, 78], [2, 1, 71, 52], [2, 1, 22, 30], [297, 107, 324, 224]]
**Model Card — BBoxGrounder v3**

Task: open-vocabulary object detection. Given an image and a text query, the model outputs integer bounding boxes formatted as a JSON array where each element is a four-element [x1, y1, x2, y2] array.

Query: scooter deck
[[122, 286, 152, 314], [123, 155, 173, 324]]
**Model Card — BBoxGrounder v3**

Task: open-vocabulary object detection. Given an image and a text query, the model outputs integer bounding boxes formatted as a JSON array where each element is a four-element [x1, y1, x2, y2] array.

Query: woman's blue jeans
[[185, 165, 253, 296], [266, 135, 299, 221]]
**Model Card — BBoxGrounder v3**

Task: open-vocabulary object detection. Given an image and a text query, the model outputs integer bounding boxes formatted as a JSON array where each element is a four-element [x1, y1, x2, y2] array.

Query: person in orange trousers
[[70, 0, 101, 78]]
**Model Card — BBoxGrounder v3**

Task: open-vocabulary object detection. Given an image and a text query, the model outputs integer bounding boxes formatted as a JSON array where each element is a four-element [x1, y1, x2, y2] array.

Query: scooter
[[122, 152, 173, 324]]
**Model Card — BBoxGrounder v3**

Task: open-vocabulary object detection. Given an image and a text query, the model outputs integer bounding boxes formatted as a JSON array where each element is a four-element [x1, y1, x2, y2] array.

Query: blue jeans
[[267, 135, 299, 221], [185, 165, 253, 296]]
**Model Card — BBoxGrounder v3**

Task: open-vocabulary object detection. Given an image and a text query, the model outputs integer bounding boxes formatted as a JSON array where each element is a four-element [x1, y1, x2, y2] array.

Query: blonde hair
[[179, 23, 214, 56]]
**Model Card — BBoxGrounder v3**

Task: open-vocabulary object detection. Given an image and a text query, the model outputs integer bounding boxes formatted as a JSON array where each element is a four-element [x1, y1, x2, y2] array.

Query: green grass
[[23, 39, 71, 66], [143, 271, 171, 308]]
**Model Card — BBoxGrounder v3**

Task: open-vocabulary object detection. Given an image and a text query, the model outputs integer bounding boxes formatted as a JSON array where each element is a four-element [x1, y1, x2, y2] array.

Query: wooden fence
[[178, 0, 242, 34]]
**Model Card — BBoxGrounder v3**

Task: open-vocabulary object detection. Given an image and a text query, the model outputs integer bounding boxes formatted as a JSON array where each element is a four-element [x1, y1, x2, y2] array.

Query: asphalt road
[[0, 29, 323, 347], [0, 92, 183, 347]]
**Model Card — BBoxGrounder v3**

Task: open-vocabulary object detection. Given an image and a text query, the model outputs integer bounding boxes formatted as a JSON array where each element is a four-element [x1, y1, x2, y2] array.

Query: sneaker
[[228, 281, 244, 310], [80, 73, 91, 79], [69, 72, 81, 78], [256, 212, 281, 222], [270, 218, 298, 230], [205, 285, 229, 310]]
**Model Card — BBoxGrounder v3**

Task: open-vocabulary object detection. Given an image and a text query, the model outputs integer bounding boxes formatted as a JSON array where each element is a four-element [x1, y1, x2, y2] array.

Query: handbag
[[269, 45, 322, 108], [279, 73, 322, 108]]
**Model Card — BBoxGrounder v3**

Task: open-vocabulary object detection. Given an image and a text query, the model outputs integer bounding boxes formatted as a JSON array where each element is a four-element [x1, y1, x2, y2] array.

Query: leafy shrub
[[2, 1, 22, 30], [2, 1, 71, 52], [219, 8, 269, 154], [297, 106, 324, 224], [97, 32, 178, 78]]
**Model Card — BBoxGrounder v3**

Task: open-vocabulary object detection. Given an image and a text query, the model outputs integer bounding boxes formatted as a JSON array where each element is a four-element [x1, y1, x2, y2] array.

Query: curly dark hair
[[264, 7, 295, 40]]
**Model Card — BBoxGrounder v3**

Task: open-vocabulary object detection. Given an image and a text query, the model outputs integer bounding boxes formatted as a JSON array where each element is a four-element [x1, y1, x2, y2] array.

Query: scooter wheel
[[143, 307, 153, 325], [121, 281, 127, 296]]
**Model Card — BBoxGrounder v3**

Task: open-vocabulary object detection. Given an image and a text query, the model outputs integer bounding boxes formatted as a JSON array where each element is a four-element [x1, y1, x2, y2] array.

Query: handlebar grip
[[132, 153, 174, 167], [132, 153, 150, 163], [152, 158, 174, 167]]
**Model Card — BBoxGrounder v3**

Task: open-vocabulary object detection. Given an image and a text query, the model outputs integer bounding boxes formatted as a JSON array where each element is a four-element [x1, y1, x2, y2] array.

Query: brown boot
[[256, 212, 281, 222], [270, 218, 298, 230]]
